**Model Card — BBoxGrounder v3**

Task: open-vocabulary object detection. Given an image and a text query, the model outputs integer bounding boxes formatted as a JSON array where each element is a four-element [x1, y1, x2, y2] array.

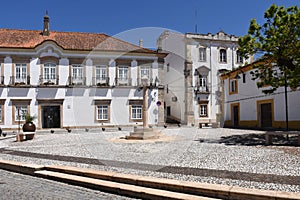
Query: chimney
[[43, 10, 50, 36], [139, 39, 143, 48]]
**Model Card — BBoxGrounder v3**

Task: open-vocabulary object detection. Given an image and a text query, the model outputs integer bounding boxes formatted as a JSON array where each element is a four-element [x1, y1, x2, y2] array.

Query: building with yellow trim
[[221, 61, 300, 130]]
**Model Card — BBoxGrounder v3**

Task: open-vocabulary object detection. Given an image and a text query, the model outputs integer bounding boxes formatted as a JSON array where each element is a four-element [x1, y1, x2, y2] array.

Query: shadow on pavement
[[195, 133, 299, 146]]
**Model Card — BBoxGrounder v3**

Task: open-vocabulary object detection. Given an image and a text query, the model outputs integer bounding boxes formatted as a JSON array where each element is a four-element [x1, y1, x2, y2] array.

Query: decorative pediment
[[35, 42, 63, 58], [196, 65, 210, 76]]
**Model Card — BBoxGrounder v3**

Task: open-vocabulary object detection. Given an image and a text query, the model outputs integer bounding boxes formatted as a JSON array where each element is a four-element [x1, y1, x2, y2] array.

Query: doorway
[[260, 103, 272, 128], [232, 105, 239, 127], [167, 106, 171, 116], [42, 106, 61, 128]]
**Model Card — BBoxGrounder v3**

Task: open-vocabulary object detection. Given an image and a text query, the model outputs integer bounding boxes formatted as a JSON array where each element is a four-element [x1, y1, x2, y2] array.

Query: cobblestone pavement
[[0, 169, 138, 200], [1, 127, 300, 194]]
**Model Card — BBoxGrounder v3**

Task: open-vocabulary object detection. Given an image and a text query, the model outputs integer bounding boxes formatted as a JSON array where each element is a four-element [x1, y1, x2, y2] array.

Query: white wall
[[0, 42, 161, 129], [223, 68, 300, 123]]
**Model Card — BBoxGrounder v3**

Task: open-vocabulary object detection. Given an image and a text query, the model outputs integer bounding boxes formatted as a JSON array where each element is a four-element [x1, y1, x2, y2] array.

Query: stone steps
[[35, 170, 215, 200], [1, 159, 300, 200]]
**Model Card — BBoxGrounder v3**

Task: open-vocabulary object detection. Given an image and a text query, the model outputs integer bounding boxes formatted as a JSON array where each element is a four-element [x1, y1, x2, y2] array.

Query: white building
[[221, 60, 300, 130], [0, 14, 166, 130], [157, 31, 251, 126]]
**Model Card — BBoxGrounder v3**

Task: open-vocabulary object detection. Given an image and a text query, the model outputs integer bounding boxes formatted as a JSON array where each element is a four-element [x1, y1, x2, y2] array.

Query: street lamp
[[141, 75, 149, 128]]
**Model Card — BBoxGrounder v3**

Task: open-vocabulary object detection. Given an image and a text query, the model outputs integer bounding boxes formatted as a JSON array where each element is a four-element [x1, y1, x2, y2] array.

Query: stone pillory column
[[126, 75, 159, 140], [142, 76, 149, 128], [184, 60, 194, 126]]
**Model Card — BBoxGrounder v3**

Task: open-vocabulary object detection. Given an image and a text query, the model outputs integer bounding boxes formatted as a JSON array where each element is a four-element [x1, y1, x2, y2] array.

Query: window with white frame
[[97, 105, 108, 120], [118, 66, 128, 82], [198, 76, 207, 92], [131, 105, 142, 119], [15, 63, 27, 83], [140, 66, 150, 79], [219, 49, 227, 63], [199, 48, 206, 62], [72, 65, 83, 80], [44, 63, 56, 82], [199, 104, 208, 117], [236, 50, 243, 64], [95, 66, 107, 82], [14, 105, 28, 121]]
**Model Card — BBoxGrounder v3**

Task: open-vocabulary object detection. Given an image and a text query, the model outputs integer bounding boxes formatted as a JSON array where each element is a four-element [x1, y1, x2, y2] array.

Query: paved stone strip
[[0, 148, 105, 166], [156, 166, 300, 186], [0, 169, 137, 200], [1, 148, 300, 187], [1, 160, 299, 200]]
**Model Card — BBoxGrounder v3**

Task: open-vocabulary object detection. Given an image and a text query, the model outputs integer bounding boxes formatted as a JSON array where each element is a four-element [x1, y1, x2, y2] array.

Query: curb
[[0, 159, 299, 200]]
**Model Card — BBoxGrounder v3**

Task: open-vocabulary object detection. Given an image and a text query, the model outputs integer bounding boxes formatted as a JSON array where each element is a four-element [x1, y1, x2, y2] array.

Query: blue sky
[[0, 0, 298, 48]]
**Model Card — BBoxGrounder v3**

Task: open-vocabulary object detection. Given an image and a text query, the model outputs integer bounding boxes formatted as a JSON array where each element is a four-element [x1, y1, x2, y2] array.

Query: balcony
[[194, 85, 210, 94], [137, 77, 153, 87], [115, 77, 132, 86], [39, 75, 59, 86], [68, 76, 86, 86], [9, 76, 30, 86], [92, 77, 110, 87]]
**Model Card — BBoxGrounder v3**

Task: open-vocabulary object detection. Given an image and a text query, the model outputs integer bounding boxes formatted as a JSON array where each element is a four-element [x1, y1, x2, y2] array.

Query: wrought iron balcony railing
[[68, 76, 86, 86], [9, 76, 30, 86], [115, 77, 132, 86], [39, 75, 59, 85], [92, 77, 110, 86]]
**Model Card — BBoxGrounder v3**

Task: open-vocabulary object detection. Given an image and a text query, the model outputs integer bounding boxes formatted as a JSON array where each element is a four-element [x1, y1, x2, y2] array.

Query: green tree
[[238, 4, 300, 94]]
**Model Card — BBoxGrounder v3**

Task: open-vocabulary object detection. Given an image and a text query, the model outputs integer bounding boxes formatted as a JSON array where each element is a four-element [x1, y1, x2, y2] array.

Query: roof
[[220, 59, 270, 80], [0, 28, 156, 54]]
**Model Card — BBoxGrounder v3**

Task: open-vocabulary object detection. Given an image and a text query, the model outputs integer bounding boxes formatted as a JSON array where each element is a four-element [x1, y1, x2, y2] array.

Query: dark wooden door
[[167, 106, 171, 116], [42, 106, 61, 128], [261, 103, 272, 128], [233, 105, 239, 127]]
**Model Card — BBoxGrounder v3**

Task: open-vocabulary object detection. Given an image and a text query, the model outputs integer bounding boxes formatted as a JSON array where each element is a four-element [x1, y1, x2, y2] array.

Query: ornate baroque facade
[[157, 31, 252, 126], [0, 14, 166, 130]]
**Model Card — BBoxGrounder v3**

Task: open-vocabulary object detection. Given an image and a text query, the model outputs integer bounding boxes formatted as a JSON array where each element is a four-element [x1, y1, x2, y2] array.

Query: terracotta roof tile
[[0, 29, 155, 53]]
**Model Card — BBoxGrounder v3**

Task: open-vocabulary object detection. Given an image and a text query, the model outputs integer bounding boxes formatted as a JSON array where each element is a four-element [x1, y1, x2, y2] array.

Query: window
[[230, 79, 238, 94], [15, 63, 27, 83], [199, 104, 208, 117], [140, 66, 150, 79], [236, 50, 243, 64], [118, 66, 128, 82], [219, 49, 227, 63], [96, 66, 107, 81], [94, 100, 111, 123], [199, 48, 206, 62], [0, 107, 2, 122], [131, 105, 142, 119], [72, 64, 83, 79], [198, 76, 207, 92], [71, 64, 84, 85], [44, 63, 56, 82], [15, 105, 28, 121], [97, 105, 108, 120]]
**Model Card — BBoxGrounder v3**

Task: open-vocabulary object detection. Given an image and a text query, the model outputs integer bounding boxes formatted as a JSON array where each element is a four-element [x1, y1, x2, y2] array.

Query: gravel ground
[[0, 127, 300, 193]]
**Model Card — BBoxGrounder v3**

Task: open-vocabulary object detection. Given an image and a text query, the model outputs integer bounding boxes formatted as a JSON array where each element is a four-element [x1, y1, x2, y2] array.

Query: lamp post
[[284, 70, 289, 132], [18, 108, 20, 133], [141, 75, 149, 129]]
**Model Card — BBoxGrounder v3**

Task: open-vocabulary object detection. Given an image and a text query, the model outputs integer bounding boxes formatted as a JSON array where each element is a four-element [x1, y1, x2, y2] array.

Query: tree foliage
[[238, 4, 300, 93]]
